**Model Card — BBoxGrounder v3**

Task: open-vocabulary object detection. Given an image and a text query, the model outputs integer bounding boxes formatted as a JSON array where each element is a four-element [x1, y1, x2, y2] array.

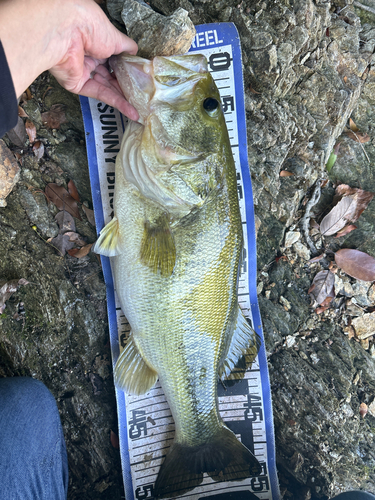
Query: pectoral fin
[[140, 215, 176, 276], [114, 334, 158, 395], [219, 306, 261, 381], [93, 217, 121, 257]]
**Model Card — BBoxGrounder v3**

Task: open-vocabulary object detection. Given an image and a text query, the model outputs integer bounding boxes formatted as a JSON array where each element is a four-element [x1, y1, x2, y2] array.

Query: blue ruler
[[80, 22, 280, 500]]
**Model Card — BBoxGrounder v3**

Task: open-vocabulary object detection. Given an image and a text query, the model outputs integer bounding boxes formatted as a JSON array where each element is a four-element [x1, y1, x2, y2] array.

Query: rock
[[121, 1, 196, 58], [293, 241, 311, 261], [352, 313, 375, 339], [284, 230, 301, 248], [0, 139, 20, 207], [18, 189, 59, 238], [1, 1, 375, 499]]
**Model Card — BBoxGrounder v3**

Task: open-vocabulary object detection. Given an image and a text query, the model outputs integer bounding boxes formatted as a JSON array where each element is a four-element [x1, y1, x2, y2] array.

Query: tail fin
[[154, 425, 261, 498]]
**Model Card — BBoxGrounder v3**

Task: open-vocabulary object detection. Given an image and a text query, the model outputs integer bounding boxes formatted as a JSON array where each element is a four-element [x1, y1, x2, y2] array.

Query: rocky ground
[[1, 1, 375, 499]]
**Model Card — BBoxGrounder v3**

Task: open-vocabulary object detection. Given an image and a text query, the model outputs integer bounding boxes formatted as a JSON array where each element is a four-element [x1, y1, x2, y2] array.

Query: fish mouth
[[110, 54, 154, 124]]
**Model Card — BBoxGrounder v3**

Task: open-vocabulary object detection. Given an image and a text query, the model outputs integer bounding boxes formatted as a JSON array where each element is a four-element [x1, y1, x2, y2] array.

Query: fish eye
[[203, 97, 219, 114]]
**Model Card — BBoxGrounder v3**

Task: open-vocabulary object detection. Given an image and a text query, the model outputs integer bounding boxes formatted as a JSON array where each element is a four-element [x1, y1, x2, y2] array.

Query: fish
[[93, 52, 261, 498]]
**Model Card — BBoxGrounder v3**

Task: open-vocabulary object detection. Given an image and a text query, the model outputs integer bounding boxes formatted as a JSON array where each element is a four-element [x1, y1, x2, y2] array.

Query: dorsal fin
[[219, 306, 261, 381]]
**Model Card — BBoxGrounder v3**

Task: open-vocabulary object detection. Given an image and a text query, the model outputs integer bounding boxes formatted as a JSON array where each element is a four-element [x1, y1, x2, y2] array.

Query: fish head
[[110, 53, 228, 161]]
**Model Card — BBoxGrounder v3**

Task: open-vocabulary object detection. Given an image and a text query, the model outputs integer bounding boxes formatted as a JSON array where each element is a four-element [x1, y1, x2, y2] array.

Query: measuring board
[[80, 22, 280, 500]]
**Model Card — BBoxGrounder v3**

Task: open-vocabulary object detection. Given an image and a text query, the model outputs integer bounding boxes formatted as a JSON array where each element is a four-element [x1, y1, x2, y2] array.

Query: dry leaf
[[335, 249, 375, 282], [349, 118, 359, 132], [33, 141, 44, 159], [45, 183, 81, 220], [316, 305, 330, 314], [320, 196, 357, 236], [82, 205, 96, 226], [68, 179, 80, 202], [335, 224, 357, 238], [0, 278, 29, 313], [6, 116, 27, 147], [41, 104, 67, 129], [309, 270, 335, 305], [68, 243, 93, 258], [321, 296, 334, 307], [280, 170, 294, 177], [360, 402, 368, 418], [110, 429, 119, 449], [55, 211, 76, 234], [25, 119, 37, 144], [308, 254, 325, 263], [65, 231, 87, 246], [346, 130, 371, 143], [18, 106, 28, 118], [49, 233, 75, 256], [320, 186, 374, 236]]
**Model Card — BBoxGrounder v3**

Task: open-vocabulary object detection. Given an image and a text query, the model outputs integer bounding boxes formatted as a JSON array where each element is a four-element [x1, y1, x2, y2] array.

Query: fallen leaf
[[349, 118, 359, 132], [360, 402, 368, 418], [249, 86, 261, 94], [320, 196, 357, 236], [6, 116, 27, 147], [335, 249, 375, 282], [308, 254, 325, 263], [82, 205, 96, 226], [0, 278, 29, 313], [68, 244, 93, 258], [110, 430, 119, 449], [33, 140, 44, 159], [18, 106, 28, 118], [320, 186, 374, 236], [309, 270, 335, 306], [55, 211, 76, 234], [68, 179, 80, 202], [45, 183, 81, 220], [335, 224, 357, 238], [49, 233, 75, 256], [280, 170, 294, 177], [65, 231, 87, 246], [25, 119, 37, 144], [346, 130, 371, 143], [321, 296, 334, 307], [41, 104, 67, 129], [316, 305, 330, 314]]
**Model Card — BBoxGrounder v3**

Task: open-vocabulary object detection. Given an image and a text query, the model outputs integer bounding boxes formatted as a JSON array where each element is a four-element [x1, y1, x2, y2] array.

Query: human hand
[[0, 0, 139, 121]]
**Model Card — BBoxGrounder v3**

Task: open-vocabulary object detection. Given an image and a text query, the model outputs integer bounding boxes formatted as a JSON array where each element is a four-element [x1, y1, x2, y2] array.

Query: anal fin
[[93, 216, 121, 257], [140, 214, 176, 276], [114, 334, 158, 395], [219, 306, 261, 381]]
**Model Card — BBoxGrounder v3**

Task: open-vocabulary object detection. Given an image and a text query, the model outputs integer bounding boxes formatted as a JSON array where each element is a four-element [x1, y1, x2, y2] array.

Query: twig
[[300, 179, 323, 255], [353, 1, 375, 15], [348, 129, 370, 163]]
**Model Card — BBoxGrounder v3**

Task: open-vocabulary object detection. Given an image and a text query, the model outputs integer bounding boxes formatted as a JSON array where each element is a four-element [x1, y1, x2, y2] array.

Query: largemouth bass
[[94, 53, 261, 498]]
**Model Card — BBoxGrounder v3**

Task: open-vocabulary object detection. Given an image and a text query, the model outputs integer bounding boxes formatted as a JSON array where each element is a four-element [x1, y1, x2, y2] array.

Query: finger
[[92, 68, 124, 96], [79, 79, 139, 121]]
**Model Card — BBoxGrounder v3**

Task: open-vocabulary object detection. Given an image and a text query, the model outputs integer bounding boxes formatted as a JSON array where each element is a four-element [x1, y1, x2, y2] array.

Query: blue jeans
[[333, 494, 375, 499], [0, 377, 68, 500]]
